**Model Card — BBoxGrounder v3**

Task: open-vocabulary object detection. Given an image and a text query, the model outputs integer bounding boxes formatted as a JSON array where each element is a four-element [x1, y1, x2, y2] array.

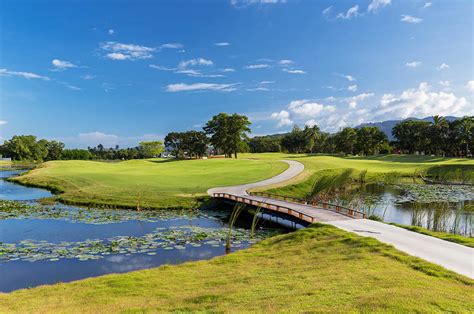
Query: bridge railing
[[248, 191, 366, 219], [212, 193, 316, 224]]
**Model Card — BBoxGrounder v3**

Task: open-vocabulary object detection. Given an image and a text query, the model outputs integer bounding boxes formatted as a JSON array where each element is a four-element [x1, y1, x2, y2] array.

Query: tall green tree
[[204, 113, 251, 158], [334, 127, 358, 155], [355, 126, 388, 155], [138, 141, 164, 158], [45, 141, 65, 160], [303, 125, 321, 153], [281, 126, 307, 153]]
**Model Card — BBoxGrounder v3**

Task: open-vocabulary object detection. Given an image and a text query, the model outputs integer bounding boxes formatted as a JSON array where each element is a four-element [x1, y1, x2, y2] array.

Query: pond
[[0, 170, 284, 292], [350, 183, 473, 236]]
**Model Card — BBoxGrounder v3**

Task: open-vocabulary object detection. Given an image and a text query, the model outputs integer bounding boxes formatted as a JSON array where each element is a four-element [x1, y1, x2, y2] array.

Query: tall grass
[[226, 202, 246, 252], [308, 169, 354, 201], [250, 203, 264, 238]]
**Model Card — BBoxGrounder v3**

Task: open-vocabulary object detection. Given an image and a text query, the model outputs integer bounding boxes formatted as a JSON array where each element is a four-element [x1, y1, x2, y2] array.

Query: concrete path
[[208, 159, 474, 279]]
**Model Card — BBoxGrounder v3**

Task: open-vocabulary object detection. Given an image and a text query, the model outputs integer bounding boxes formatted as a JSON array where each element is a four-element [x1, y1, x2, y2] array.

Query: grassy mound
[[0, 224, 471, 312], [10, 158, 288, 209]]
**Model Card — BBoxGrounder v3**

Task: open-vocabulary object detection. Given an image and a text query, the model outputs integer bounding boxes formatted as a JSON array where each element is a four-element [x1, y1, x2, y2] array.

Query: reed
[[226, 202, 246, 251]]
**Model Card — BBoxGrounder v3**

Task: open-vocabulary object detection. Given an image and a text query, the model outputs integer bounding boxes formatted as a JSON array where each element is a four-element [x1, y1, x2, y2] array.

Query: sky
[[0, 0, 473, 148]]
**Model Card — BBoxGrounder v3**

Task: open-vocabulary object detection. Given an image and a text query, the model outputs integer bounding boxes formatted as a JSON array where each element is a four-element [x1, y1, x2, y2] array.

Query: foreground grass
[[11, 158, 287, 209], [389, 223, 474, 248], [0, 224, 471, 313], [241, 153, 474, 197]]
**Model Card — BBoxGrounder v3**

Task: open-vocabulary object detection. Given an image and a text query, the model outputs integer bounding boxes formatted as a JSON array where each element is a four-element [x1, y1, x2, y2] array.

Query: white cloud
[[82, 74, 95, 80], [160, 43, 183, 49], [368, 0, 391, 13], [437, 63, 450, 70], [221, 68, 235, 72], [179, 58, 213, 68], [78, 132, 119, 146], [271, 110, 293, 127], [406, 61, 422, 68], [106, 53, 129, 60], [375, 82, 471, 119], [322, 6, 332, 15], [59, 82, 82, 91], [423, 2, 432, 9], [149, 64, 175, 71], [52, 59, 77, 70], [230, 0, 287, 8], [467, 80, 474, 92], [344, 75, 356, 82], [214, 42, 230, 46], [288, 99, 336, 117], [0, 120, 7, 125], [283, 69, 306, 74], [348, 84, 358, 92], [0, 68, 50, 80], [260, 80, 275, 84], [166, 82, 237, 92], [401, 15, 423, 23], [279, 59, 294, 66], [108, 29, 114, 35], [101, 41, 155, 60], [337, 5, 359, 20], [439, 80, 450, 87], [245, 64, 271, 69], [347, 93, 374, 108]]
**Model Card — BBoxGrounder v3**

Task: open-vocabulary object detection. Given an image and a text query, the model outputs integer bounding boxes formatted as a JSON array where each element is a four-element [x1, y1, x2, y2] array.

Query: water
[[0, 170, 282, 292], [353, 183, 473, 236]]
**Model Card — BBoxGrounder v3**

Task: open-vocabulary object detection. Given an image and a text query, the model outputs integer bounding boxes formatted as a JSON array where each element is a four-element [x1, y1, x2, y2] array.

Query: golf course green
[[10, 158, 288, 209], [10, 154, 474, 209]]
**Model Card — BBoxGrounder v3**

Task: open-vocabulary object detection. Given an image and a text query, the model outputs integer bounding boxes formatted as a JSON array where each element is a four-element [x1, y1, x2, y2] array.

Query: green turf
[[0, 224, 471, 313], [10, 158, 288, 209], [240, 153, 474, 198]]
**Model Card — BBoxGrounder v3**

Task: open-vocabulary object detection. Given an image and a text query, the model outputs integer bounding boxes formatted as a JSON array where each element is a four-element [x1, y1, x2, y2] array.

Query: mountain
[[356, 116, 460, 140]]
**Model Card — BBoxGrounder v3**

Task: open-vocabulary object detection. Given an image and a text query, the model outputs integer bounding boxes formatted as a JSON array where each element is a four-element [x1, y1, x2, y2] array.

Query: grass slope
[[11, 158, 287, 209], [241, 153, 474, 197], [0, 224, 471, 313]]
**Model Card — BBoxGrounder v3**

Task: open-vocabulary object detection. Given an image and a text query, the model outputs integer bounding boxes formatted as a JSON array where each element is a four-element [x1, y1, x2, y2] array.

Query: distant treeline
[[248, 116, 473, 157], [0, 136, 164, 161], [1, 115, 472, 161]]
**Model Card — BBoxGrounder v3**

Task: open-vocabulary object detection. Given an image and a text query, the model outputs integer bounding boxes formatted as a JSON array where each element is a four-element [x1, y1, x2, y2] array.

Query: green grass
[[10, 158, 288, 209], [0, 224, 471, 313], [389, 223, 474, 248], [240, 153, 474, 198]]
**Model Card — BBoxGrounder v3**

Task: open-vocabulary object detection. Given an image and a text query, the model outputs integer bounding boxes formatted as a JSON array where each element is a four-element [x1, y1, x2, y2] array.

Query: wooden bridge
[[212, 191, 365, 224]]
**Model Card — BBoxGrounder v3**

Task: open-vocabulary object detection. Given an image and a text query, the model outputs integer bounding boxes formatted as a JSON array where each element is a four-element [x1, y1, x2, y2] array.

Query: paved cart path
[[208, 160, 474, 278]]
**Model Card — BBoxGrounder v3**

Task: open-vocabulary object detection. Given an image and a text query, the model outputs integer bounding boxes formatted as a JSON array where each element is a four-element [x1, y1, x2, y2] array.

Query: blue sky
[[1, 0, 473, 148]]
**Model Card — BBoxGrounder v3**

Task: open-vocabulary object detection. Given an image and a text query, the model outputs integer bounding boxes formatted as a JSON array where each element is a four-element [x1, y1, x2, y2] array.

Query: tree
[[429, 116, 449, 156], [204, 113, 251, 158], [303, 125, 321, 153], [392, 120, 431, 154], [281, 126, 307, 153], [334, 127, 357, 155], [355, 126, 388, 155], [138, 141, 164, 158], [46, 141, 65, 160]]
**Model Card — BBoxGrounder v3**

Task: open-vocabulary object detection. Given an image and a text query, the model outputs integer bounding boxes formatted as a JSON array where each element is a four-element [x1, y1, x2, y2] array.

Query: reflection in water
[[351, 183, 473, 236]]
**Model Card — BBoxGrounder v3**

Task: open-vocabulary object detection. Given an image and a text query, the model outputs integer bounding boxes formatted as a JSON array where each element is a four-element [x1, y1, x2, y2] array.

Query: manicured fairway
[[11, 158, 288, 209], [0, 224, 471, 313]]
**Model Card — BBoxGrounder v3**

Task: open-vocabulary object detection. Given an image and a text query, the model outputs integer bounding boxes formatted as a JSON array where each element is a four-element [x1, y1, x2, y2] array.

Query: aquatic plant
[[226, 202, 246, 251], [250, 203, 264, 238], [308, 169, 354, 202]]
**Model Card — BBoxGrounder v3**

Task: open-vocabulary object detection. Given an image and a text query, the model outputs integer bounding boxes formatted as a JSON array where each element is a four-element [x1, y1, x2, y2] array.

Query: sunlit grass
[[0, 224, 471, 312], [10, 158, 288, 209]]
